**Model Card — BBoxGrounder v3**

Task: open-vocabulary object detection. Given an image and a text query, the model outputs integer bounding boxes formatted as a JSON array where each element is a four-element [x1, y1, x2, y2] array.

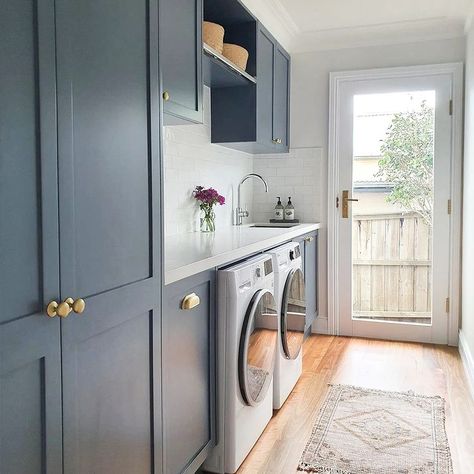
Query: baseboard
[[312, 315, 328, 335], [459, 330, 474, 401]]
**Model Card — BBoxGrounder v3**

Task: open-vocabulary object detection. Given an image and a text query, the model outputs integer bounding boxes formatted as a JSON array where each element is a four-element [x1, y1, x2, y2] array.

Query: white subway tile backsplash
[[163, 87, 253, 236], [252, 147, 323, 224]]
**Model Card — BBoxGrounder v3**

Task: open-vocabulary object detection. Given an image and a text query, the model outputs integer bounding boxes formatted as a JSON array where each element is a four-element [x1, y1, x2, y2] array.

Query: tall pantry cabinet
[[0, 0, 162, 473]]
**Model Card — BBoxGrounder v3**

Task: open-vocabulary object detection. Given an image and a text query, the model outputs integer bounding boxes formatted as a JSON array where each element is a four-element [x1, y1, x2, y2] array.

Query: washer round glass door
[[281, 267, 306, 359], [239, 289, 278, 406]]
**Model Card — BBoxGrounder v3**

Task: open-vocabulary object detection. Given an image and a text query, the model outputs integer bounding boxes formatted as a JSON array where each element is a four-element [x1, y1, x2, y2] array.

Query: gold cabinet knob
[[57, 299, 73, 318], [181, 293, 200, 310], [272, 138, 282, 144], [72, 298, 86, 314], [162, 90, 170, 101], [46, 301, 59, 318], [46, 297, 85, 318]]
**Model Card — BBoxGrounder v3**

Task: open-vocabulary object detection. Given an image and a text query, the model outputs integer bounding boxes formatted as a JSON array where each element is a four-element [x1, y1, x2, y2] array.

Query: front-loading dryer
[[204, 254, 278, 474], [268, 242, 305, 409]]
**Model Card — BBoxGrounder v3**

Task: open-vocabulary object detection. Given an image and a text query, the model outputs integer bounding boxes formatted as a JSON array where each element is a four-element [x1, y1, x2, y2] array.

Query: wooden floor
[[236, 335, 474, 474]]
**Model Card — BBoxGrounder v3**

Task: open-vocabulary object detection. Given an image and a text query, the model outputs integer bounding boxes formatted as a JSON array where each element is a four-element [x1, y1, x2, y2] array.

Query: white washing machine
[[268, 242, 305, 409], [204, 254, 278, 474]]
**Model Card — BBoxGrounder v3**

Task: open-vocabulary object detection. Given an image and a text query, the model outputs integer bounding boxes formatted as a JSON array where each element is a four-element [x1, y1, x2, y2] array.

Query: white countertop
[[165, 223, 321, 285]]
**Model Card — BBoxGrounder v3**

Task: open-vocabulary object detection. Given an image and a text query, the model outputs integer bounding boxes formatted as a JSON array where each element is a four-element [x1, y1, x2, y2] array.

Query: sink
[[249, 223, 300, 228]]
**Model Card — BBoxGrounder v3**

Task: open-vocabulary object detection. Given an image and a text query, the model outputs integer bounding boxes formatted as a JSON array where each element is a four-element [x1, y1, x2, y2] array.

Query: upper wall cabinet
[[160, 0, 203, 125], [273, 42, 290, 150], [209, 20, 290, 154]]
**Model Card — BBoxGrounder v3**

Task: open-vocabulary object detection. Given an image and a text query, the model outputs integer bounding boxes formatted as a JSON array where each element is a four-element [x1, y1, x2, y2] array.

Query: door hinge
[[336, 196, 339, 208], [445, 297, 450, 313], [449, 99, 453, 116], [447, 199, 452, 215]]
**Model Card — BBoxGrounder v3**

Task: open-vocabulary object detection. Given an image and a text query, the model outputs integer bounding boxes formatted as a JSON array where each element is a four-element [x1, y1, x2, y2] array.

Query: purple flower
[[193, 186, 226, 209]]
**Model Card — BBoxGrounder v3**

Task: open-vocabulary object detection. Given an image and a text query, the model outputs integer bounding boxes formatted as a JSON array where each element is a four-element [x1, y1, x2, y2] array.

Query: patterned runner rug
[[298, 384, 453, 473]]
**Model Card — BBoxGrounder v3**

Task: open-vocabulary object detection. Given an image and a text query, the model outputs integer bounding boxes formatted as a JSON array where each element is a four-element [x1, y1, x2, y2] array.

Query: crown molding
[[240, 0, 300, 51], [242, 0, 468, 54], [291, 17, 466, 53]]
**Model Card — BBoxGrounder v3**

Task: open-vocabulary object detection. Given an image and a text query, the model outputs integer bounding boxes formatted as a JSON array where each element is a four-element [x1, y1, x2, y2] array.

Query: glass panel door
[[335, 71, 453, 344], [352, 91, 434, 324]]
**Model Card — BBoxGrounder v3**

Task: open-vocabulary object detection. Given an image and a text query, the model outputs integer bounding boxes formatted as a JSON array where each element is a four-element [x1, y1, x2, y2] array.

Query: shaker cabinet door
[[55, 0, 162, 472], [273, 45, 290, 152], [161, 0, 203, 124], [257, 25, 275, 147], [0, 1, 62, 472], [162, 271, 216, 474]]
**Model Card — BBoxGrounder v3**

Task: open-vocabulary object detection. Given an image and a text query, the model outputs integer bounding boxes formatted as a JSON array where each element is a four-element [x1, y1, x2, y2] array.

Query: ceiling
[[243, 0, 474, 52]]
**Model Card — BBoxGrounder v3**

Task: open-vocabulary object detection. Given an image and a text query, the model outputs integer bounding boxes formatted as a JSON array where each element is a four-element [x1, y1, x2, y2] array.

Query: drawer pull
[[305, 236, 314, 243], [181, 293, 200, 310]]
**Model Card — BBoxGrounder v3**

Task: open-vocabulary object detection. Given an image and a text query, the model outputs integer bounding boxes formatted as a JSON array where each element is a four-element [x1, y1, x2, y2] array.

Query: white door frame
[[327, 63, 463, 346]]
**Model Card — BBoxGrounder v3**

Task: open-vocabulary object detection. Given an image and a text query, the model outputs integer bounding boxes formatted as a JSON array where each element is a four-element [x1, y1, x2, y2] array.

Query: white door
[[330, 67, 458, 344]]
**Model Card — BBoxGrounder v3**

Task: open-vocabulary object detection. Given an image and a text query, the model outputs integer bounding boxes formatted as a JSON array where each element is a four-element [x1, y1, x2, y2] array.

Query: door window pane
[[352, 91, 435, 325]]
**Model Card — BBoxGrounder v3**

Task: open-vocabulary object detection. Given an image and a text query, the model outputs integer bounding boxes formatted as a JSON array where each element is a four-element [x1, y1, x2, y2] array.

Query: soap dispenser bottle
[[274, 197, 284, 221], [284, 197, 295, 221]]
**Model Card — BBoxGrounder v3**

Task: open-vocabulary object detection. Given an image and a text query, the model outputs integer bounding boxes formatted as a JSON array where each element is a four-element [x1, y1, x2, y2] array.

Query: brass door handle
[[181, 293, 200, 310], [46, 297, 86, 318], [341, 190, 359, 218]]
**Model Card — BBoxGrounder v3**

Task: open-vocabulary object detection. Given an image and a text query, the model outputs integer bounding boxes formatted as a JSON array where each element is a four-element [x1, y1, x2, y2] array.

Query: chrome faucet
[[234, 173, 269, 225]]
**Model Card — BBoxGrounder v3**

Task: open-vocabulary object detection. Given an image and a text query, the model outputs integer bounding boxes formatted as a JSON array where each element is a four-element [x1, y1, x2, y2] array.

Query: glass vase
[[200, 208, 216, 233]]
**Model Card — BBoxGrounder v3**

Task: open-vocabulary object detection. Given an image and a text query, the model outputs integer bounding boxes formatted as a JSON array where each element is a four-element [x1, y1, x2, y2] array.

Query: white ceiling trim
[[290, 17, 465, 52], [246, 0, 468, 53], [240, 0, 300, 51]]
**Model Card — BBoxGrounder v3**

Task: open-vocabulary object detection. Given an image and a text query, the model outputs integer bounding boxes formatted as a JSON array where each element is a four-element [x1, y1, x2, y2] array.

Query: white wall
[[287, 37, 465, 329], [163, 87, 253, 236], [291, 37, 465, 149], [462, 27, 474, 365]]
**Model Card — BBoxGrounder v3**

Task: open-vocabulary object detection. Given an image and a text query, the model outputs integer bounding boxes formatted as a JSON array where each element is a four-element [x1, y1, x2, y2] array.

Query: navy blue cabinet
[[210, 22, 290, 153], [273, 43, 290, 151], [163, 271, 216, 474], [161, 0, 203, 124], [1, 0, 162, 472], [294, 231, 319, 332], [0, 1, 62, 472], [55, 0, 161, 472]]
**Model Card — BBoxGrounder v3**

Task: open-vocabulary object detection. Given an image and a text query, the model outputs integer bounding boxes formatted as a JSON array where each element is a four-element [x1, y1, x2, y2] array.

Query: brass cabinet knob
[[45, 297, 86, 318], [57, 299, 73, 318], [181, 293, 200, 310], [72, 298, 86, 314], [272, 138, 282, 144], [46, 300, 70, 318], [162, 90, 170, 101], [46, 301, 59, 318]]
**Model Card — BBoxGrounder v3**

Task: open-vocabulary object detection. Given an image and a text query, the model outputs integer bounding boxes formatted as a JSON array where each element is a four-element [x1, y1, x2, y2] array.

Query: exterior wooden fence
[[352, 213, 432, 321]]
